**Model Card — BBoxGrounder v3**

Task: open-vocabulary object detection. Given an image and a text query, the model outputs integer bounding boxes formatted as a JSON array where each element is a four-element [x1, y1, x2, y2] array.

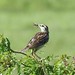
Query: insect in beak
[[34, 23, 38, 27]]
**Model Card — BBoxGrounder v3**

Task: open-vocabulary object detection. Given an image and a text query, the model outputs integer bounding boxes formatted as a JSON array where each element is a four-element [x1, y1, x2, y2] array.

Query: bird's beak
[[34, 23, 38, 27]]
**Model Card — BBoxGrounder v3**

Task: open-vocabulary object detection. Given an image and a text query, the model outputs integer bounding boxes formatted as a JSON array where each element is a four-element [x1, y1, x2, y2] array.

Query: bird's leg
[[31, 49, 36, 58], [31, 49, 41, 59], [33, 52, 41, 59], [31, 50, 34, 56]]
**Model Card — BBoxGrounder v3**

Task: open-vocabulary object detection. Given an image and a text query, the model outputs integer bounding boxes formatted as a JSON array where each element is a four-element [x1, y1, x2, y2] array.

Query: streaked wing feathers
[[27, 32, 49, 49]]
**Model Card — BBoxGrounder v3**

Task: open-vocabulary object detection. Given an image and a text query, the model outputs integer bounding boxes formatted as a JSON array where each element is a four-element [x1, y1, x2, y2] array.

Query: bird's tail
[[21, 46, 29, 53]]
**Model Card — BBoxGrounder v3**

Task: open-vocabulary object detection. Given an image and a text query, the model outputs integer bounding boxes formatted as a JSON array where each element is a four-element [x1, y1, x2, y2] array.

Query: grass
[[0, 10, 75, 57], [0, 1, 75, 75]]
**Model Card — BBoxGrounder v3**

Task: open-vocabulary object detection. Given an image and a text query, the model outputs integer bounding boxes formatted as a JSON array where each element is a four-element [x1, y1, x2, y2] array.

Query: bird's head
[[34, 23, 49, 32]]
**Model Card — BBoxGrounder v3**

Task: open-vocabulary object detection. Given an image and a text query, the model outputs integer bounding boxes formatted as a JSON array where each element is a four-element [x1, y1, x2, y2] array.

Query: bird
[[21, 23, 49, 58]]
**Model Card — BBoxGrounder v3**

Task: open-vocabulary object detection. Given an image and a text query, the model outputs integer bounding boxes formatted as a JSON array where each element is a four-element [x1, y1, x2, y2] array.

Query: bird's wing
[[27, 32, 48, 49]]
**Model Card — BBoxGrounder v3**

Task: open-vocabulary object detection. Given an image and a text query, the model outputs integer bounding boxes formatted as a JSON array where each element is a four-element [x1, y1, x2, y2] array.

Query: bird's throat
[[40, 27, 46, 32]]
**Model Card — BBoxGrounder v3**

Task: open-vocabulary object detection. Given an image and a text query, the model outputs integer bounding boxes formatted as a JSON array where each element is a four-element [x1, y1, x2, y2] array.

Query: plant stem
[[10, 49, 31, 58]]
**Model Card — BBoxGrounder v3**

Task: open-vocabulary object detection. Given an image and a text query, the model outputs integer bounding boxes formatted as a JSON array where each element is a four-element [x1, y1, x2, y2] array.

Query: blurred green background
[[0, 0, 75, 57]]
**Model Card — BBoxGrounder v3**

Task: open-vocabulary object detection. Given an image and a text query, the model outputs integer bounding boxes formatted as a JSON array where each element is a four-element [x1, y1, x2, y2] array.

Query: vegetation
[[0, 0, 75, 75], [0, 35, 75, 75], [0, 0, 75, 11], [0, 0, 75, 56]]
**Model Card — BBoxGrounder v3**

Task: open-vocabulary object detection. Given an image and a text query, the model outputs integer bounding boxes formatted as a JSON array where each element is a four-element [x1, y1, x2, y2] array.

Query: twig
[[10, 49, 31, 58], [10, 49, 43, 64]]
